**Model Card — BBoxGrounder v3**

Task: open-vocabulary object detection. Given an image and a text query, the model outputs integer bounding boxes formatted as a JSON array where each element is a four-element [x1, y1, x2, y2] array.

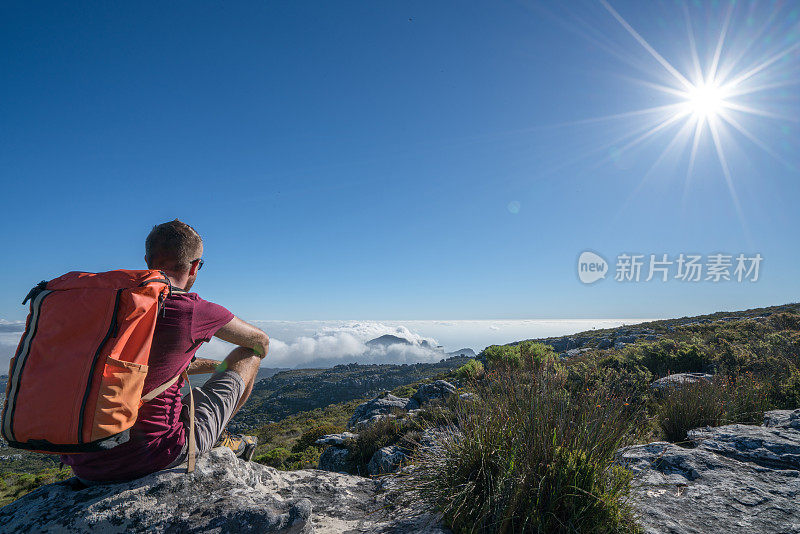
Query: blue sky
[[1, 1, 798, 323]]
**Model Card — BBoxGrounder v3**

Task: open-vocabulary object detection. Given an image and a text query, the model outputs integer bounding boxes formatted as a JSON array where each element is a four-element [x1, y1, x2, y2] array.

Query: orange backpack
[[1, 270, 195, 470]]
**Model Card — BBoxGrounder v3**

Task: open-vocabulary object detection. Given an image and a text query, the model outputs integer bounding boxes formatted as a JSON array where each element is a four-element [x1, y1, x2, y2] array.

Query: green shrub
[[343, 416, 425, 475], [255, 447, 292, 468], [481, 344, 522, 367], [625, 340, 708, 377], [481, 342, 557, 370], [518, 340, 558, 367], [656, 374, 771, 443], [455, 359, 484, 381], [284, 446, 323, 470], [401, 363, 641, 534], [0, 467, 71, 507]]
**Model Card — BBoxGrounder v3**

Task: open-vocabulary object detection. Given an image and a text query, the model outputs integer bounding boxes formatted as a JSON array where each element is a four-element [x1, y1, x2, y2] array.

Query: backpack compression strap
[[184, 370, 196, 473]]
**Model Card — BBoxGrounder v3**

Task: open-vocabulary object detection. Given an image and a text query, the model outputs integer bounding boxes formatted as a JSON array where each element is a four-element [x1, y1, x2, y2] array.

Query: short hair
[[145, 219, 203, 271]]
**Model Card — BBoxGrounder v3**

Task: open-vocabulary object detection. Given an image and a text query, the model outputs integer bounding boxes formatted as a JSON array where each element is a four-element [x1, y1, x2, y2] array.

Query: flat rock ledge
[[620, 408, 800, 534], [0, 447, 446, 533]]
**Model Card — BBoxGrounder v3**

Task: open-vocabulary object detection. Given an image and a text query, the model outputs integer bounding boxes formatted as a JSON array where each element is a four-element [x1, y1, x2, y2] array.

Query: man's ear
[[188, 260, 199, 276]]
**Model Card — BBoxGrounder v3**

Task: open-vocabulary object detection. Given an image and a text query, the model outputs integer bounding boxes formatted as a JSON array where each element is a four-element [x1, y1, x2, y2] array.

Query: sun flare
[[683, 82, 727, 120], [592, 0, 800, 241]]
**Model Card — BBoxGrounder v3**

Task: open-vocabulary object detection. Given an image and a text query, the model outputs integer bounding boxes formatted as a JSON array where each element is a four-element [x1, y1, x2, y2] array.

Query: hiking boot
[[215, 430, 257, 461]]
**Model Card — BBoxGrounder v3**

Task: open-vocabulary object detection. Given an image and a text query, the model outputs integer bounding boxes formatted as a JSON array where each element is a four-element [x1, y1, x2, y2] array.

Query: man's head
[[145, 219, 204, 290]]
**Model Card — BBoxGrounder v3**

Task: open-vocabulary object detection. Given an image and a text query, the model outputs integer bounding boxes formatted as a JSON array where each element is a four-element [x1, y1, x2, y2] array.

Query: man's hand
[[214, 316, 269, 358]]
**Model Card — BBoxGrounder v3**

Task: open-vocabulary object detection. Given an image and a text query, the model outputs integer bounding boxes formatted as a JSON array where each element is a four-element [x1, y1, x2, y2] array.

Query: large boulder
[[317, 445, 351, 473], [688, 410, 800, 470], [650, 373, 713, 391], [0, 447, 447, 533], [411, 380, 456, 406], [314, 432, 357, 447], [367, 445, 407, 476], [620, 409, 800, 534], [347, 394, 417, 429]]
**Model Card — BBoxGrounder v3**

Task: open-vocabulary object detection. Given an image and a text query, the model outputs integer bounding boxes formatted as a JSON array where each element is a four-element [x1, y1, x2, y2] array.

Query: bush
[[401, 363, 641, 534], [481, 345, 522, 367], [255, 447, 292, 468], [623, 340, 708, 377], [656, 374, 771, 443], [455, 359, 484, 381], [0, 468, 71, 507], [344, 417, 418, 475], [481, 342, 557, 370]]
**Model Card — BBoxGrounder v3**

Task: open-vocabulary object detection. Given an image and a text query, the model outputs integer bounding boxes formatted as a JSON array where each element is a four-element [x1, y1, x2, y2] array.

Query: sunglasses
[[193, 258, 204, 271]]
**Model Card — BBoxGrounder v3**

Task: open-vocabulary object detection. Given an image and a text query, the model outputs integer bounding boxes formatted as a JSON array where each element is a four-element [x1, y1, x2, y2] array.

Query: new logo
[[578, 251, 608, 284]]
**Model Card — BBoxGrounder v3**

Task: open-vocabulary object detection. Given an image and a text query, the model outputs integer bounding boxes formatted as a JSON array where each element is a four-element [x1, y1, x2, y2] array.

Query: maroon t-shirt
[[61, 292, 234, 481]]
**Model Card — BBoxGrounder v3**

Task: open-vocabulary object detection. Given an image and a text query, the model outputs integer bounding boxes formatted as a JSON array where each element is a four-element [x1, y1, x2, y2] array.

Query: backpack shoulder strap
[[140, 368, 196, 474], [141, 373, 183, 402]]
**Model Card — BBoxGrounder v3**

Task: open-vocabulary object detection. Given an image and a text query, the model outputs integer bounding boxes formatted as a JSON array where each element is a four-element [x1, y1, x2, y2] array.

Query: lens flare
[[589, 0, 800, 242], [683, 82, 728, 119]]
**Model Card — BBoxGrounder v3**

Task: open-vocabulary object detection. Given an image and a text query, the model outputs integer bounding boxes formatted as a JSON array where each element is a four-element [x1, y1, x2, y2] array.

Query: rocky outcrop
[[620, 409, 800, 534], [317, 445, 351, 474], [347, 394, 417, 430], [314, 432, 356, 446], [411, 380, 456, 406], [367, 445, 407, 476], [650, 373, 714, 390], [0, 447, 447, 533], [322, 381, 458, 476]]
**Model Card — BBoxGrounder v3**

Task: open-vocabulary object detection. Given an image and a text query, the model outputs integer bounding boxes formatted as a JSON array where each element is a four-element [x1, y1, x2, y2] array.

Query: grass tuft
[[400, 362, 642, 533]]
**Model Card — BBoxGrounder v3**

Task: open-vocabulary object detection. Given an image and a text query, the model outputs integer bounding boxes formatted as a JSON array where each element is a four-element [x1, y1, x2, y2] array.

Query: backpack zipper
[[77, 288, 122, 444]]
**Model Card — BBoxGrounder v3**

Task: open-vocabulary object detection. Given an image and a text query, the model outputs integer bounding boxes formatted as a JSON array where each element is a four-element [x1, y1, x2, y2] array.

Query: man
[[61, 219, 268, 482]]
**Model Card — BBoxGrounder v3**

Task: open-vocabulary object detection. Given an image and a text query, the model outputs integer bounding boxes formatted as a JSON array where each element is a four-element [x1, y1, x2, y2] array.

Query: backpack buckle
[[22, 281, 48, 305]]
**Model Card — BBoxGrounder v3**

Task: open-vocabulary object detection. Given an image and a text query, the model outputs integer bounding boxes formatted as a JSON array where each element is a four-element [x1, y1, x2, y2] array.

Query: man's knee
[[223, 347, 260, 384]]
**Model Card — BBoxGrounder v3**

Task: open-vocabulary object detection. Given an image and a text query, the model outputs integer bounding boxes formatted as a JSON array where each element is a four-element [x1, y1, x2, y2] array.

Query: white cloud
[[197, 322, 446, 368]]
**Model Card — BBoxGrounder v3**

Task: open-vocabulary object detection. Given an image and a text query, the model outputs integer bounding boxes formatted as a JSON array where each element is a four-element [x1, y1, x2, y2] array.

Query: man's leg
[[219, 346, 260, 418], [179, 347, 261, 461]]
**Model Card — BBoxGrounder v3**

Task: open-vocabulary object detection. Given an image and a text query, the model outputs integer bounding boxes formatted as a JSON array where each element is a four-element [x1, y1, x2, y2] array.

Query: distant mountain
[[447, 348, 476, 358], [366, 334, 442, 350], [366, 334, 412, 347]]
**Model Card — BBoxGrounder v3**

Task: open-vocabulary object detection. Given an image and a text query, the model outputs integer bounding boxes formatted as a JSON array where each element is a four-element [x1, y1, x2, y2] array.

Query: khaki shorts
[[166, 369, 246, 468]]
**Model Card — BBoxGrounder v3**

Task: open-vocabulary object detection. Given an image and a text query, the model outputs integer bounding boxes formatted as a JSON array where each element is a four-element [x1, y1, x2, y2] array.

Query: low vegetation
[[0, 468, 71, 507], [2, 302, 798, 531], [655, 373, 771, 443], [401, 359, 642, 533]]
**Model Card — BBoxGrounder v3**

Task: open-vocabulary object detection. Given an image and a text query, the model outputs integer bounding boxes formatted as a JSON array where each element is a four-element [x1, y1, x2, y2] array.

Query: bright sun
[[684, 82, 728, 119]]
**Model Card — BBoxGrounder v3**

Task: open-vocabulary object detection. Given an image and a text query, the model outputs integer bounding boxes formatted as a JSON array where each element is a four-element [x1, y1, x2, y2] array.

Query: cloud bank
[[197, 322, 446, 368], [0, 318, 653, 371]]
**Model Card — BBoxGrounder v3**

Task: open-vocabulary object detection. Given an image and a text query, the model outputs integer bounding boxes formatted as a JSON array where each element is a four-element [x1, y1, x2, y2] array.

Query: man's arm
[[188, 357, 223, 375], [213, 316, 269, 358]]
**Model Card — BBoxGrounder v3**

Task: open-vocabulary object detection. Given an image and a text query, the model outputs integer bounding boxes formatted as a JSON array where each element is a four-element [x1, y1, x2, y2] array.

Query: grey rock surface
[[688, 409, 800, 470], [367, 445, 407, 476], [314, 432, 357, 446], [0, 447, 447, 533], [650, 373, 713, 390], [317, 445, 351, 473], [411, 380, 456, 406], [347, 394, 417, 429], [621, 409, 800, 534]]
